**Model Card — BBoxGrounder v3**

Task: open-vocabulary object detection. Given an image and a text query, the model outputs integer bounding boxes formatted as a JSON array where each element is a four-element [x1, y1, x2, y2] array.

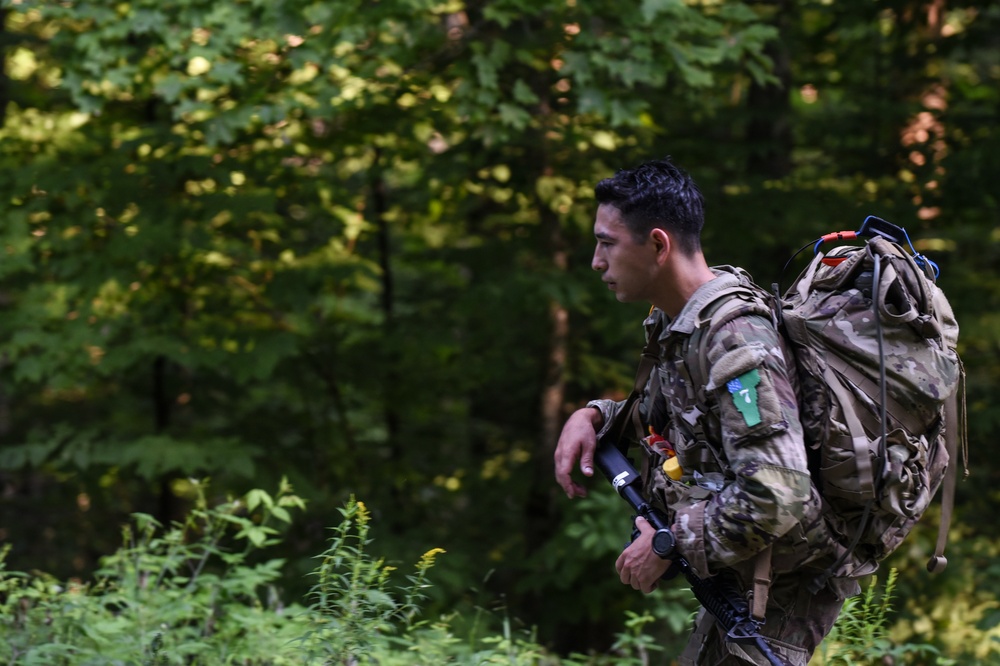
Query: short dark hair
[[594, 157, 705, 254]]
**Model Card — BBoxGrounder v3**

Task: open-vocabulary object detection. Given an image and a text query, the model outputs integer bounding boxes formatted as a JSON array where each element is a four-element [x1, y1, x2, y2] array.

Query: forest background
[[1, 0, 999, 662]]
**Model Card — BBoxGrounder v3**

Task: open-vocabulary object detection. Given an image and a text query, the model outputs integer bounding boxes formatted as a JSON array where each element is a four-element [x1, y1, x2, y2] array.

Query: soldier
[[553, 158, 859, 665]]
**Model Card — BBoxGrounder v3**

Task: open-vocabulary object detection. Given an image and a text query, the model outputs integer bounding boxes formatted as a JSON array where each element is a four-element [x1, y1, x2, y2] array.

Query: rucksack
[[681, 215, 966, 591], [777, 215, 965, 589]]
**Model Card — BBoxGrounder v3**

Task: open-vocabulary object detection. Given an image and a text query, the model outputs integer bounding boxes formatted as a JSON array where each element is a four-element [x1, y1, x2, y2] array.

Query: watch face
[[652, 529, 675, 557]]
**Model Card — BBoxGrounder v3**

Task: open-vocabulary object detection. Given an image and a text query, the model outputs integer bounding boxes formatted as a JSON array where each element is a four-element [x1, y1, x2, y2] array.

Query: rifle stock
[[594, 438, 790, 666]]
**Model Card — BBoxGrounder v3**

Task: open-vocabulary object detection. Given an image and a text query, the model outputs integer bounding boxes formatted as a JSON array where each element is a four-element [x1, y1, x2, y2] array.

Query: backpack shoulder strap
[[685, 282, 775, 406], [682, 281, 777, 621]]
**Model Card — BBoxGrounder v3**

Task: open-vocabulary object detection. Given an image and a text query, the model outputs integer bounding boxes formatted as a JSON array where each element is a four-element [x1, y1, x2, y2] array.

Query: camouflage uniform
[[588, 267, 860, 665]]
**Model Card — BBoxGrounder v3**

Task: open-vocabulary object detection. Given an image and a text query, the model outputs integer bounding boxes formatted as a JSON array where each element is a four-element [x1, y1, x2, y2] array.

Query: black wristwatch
[[651, 527, 676, 559]]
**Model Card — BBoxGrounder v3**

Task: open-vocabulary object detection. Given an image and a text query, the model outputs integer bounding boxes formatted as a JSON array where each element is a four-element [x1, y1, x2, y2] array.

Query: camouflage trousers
[[677, 570, 847, 666]]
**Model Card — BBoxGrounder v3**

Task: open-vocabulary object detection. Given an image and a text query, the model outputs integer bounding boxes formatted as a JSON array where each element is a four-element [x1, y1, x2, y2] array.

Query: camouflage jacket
[[589, 267, 859, 596]]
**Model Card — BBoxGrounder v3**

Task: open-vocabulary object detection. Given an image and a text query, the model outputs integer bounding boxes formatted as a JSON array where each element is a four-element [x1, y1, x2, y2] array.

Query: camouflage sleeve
[[586, 398, 626, 440], [671, 313, 815, 573]]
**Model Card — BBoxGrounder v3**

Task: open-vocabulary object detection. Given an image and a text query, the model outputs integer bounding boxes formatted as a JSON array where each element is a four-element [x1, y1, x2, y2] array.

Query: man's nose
[[592, 248, 605, 272]]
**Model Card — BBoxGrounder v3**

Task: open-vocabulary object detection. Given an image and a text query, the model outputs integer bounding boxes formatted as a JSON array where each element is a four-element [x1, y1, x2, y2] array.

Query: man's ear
[[649, 228, 671, 265]]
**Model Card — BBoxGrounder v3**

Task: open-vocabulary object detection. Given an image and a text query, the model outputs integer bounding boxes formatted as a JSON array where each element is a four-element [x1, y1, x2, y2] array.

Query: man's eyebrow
[[595, 231, 614, 241]]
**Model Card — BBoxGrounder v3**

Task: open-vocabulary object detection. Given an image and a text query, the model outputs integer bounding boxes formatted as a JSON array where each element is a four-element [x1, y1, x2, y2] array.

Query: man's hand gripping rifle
[[595, 437, 790, 666]]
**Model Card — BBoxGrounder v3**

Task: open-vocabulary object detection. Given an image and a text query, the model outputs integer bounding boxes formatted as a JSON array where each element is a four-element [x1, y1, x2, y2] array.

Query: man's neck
[[651, 253, 717, 317]]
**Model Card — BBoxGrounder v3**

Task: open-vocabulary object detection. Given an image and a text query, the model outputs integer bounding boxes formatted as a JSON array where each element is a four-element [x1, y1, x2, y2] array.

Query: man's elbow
[[743, 463, 814, 535]]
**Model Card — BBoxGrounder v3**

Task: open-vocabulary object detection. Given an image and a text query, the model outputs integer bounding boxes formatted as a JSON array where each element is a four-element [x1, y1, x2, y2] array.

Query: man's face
[[591, 204, 659, 303]]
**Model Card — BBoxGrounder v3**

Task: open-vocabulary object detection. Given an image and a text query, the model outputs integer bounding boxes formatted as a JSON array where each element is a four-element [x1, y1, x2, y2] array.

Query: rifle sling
[[607, 320, 663, 448]]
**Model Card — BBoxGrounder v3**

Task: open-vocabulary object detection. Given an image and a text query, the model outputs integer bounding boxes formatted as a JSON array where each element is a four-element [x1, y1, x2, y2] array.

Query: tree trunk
[[371, 149, 400, 443], [153, 355, 180, 525], [541, 222, 569, 452]]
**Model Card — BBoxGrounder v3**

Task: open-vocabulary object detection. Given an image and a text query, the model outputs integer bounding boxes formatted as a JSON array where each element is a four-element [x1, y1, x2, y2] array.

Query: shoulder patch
[[726, 369, 761, 427], [706, 342, 767, 391]]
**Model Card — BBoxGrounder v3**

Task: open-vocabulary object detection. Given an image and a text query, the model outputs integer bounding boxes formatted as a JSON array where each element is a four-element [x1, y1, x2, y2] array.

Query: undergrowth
[[0, 480, 966, 665]]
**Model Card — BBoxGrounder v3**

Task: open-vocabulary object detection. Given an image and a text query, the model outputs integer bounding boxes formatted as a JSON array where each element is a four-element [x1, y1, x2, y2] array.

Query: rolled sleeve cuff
[[586, 399, 621, 440]]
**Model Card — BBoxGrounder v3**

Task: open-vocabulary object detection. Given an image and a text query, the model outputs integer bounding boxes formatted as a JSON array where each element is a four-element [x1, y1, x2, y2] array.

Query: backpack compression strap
[[928, 365, 968, 574]]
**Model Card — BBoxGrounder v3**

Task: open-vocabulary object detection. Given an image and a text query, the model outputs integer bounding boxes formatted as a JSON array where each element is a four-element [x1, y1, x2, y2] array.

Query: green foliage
[[525, 484, 697, 649], [812, 570, 944, 666], [879, 520, 1000, 665], [0, 489, 686, 665], [605, 611, 666, 666], [0, 479, 308, 665], [22, 487, 998, 666], [294, 498, 440, 663], [0, 0, 787, 646], [2, 0, 1000, 660]]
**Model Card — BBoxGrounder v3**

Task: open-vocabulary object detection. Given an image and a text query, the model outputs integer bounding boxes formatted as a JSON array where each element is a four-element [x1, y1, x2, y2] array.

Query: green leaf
[[245, 489, 271, 512], [511, 79, 539, 105], [497, 103, 531, 129], [640, 0, 685, 22]]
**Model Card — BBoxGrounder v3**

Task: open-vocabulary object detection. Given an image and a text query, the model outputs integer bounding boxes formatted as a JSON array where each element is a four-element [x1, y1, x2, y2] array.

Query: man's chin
[[606, 284, 636, 302]]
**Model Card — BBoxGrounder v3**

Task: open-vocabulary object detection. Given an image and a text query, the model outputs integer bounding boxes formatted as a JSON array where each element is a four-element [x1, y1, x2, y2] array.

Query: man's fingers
[[555, 460, 588, 498], [554, 408, 601, 498], [633, 515, 653, 534], [557, 478, 582, 498], [577, 433, 596, 477], [553, 444, 578, 494], [554, 466, 586, 498]]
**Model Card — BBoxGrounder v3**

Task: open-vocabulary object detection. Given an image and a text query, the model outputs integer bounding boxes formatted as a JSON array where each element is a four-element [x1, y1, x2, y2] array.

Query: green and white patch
[[726, 369, 761, 427]]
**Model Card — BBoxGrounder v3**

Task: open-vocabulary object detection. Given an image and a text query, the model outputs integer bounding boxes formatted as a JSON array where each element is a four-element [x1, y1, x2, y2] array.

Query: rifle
[[595, 438, 790, 666]]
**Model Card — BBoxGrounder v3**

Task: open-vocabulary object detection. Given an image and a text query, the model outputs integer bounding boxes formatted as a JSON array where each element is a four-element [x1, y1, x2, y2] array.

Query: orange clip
[[820, 231, 857, 243]]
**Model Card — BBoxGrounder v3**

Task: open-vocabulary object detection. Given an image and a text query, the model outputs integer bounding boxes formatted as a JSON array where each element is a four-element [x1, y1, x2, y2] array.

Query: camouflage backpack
[[777, 216, 965, 589], [682, 216, 965, 591]]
